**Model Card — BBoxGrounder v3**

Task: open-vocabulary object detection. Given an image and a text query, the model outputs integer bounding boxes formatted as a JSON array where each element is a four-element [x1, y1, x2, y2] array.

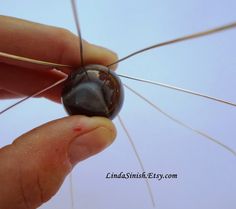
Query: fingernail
[[85, 41, 118, 70], [85, 40, 117, 56], [68, 127, 115, 167]]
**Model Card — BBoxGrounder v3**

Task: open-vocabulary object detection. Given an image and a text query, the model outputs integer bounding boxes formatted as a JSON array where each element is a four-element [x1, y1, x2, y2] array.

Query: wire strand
[[119, 73, 236, 107], [124, 84, 236, 157], [107, 22, 236, 67], [118, 115, 156, 208], [0, 52, 72, 70], [71, 0, 84, 67], [0, 76, 67, 115]]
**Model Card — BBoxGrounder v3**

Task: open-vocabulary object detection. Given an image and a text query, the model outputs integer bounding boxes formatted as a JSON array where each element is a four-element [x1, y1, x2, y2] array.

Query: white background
[[0, 0, 236, 209]]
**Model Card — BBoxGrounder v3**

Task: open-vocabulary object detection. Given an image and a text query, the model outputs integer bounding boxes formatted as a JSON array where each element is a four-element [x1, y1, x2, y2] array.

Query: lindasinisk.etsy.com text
[[105, 172, 178, 181]]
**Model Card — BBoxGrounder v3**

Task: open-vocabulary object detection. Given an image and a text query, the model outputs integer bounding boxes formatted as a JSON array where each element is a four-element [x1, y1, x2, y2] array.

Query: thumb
[[0, 116, 116, 209]]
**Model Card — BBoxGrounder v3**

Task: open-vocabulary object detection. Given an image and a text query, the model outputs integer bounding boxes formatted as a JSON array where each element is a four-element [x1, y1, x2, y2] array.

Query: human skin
[[0, 15, 118, 209]]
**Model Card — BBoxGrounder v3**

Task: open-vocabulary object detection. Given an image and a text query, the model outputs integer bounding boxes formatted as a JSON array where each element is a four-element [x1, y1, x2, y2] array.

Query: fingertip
[[85, 116, 117, 137], [83, 41, 119, 70], [51, 115, 116, 166], [68, 124, 116, 166]]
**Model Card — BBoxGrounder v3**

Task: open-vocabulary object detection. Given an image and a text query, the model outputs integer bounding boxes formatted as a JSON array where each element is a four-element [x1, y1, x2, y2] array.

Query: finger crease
[[36, 173, 44, 204], [19, 165, 31, 209]]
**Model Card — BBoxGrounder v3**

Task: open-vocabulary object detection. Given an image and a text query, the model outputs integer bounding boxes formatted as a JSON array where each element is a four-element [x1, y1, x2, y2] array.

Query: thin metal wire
[[0, 52, 72, 70], [124, 84, 236, 157], [118, 74, 236, 107], [69, 173, 75, 209], [107, 22, 236, 67], [1, 22, 236, 115], [0, 76, 67, 115], [1, 22, 235, 71], [71, 0, 84, 67], [118, 115, 156, 208]]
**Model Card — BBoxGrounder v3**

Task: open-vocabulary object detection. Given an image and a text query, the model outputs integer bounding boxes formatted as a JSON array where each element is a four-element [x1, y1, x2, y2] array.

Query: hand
[[0, 15, 117, 209], [0, 15, 117, 102]]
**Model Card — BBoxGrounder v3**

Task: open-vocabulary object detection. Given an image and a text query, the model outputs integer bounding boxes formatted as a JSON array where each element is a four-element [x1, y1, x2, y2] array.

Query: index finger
[[0, 15, 118, 73]]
